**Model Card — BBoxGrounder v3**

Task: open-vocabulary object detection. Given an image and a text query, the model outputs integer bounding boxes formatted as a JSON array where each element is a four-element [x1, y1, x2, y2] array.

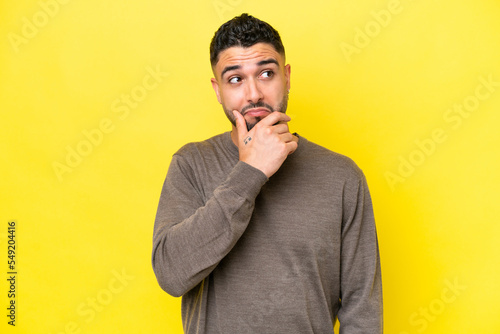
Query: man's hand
[[233, 110, 298, 178]]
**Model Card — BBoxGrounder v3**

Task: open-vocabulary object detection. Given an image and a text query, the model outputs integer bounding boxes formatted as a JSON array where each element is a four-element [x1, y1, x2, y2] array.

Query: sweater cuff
[[222, 161, 268, 200]]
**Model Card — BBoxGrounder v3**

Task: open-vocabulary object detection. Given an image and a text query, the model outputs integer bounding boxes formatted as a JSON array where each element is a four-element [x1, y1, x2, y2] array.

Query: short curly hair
[[210, 13, 285, 67]]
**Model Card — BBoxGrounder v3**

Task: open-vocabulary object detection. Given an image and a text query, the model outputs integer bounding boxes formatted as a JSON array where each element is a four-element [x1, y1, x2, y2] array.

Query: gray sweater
[[152, 132, 382, 333]]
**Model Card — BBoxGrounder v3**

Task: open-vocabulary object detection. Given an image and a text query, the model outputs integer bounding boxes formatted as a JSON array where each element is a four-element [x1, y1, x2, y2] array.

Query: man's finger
[[272, 123, 290, 134], [286, 141, 298, 155], [233, 110, 248, 139], [279, 132, 294, 143], [257, 111, 291, 127]]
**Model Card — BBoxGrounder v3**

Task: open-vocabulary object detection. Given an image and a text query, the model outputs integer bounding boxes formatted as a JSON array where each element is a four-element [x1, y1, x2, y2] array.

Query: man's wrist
[[222, 161, 268, 199]]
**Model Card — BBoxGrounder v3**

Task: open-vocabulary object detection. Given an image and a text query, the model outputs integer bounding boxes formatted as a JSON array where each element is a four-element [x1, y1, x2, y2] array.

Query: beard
[[222, 91, 289, 131]]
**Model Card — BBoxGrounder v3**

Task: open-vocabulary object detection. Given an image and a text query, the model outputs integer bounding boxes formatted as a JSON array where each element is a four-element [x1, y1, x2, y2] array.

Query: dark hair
[[210, 13, 285, 67]]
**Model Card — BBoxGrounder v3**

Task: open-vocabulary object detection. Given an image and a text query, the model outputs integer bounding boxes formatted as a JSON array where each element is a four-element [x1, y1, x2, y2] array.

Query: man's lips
[[243, 108, 271, 117]]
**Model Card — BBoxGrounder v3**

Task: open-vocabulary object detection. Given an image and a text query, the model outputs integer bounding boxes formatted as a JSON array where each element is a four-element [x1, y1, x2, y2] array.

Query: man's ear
[[211, 78, 222, 104], [284, 64, 291, 92]]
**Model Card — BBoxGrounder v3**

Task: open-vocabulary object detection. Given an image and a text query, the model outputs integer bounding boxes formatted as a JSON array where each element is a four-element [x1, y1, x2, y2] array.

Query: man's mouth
[[243, 108, 271, 117]]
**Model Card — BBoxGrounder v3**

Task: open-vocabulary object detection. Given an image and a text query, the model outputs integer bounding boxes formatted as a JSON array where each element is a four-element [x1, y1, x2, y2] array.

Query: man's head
[[210, 14, 291, 131]]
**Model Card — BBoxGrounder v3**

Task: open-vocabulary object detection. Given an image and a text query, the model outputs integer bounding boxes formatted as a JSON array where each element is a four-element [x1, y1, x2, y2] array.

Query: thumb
[[233, 110, 248, 140]]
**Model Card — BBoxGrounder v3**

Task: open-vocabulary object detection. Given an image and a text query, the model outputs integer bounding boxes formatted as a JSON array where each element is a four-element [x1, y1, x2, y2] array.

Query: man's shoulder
[[299, 136, 364, 180], [174, 132, 232, 158]]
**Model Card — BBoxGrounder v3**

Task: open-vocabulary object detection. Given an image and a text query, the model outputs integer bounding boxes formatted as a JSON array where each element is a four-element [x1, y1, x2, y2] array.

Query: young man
[[152, 13, 383, 333]]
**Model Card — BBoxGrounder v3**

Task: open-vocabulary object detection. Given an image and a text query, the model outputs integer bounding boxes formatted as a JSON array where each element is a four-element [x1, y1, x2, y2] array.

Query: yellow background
[[1, 0, 499, 333]]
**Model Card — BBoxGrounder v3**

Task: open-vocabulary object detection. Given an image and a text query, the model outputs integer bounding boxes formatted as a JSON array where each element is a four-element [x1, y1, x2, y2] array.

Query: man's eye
[[261, 70, 274, 78], [229, 77, 241, 84]]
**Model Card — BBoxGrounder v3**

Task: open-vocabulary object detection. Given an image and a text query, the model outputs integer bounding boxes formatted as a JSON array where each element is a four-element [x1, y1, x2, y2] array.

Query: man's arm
[[337, 172, 383, 333], [152, 157, 267, 297]]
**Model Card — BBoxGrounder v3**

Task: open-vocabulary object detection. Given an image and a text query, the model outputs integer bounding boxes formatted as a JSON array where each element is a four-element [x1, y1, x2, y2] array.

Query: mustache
[[241, 102, 274, 115]]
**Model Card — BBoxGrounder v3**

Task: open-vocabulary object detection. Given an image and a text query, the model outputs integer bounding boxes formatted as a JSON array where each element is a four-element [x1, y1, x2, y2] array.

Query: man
[[152, 13, 382, 333]]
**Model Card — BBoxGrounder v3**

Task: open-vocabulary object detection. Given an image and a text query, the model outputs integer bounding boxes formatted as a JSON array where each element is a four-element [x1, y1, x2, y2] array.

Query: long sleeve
[[152, 154, 268, 297], [337, 172, 383, 333]]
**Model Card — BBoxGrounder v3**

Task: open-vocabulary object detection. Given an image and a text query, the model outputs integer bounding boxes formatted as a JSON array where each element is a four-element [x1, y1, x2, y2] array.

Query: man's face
[[211, 43, 291, 131]]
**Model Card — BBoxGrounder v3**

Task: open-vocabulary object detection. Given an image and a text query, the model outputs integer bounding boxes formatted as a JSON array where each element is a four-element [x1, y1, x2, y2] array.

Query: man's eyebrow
[[221, 65, 241, 79], [257, 58, 279, 67]]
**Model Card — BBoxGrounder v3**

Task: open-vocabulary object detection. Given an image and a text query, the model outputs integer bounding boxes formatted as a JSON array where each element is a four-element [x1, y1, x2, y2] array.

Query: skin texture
[[211, 43, 298, 178]]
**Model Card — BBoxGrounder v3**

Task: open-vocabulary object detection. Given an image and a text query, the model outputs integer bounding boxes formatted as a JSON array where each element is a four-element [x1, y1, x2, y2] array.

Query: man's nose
[[245, 78, 264, 103]]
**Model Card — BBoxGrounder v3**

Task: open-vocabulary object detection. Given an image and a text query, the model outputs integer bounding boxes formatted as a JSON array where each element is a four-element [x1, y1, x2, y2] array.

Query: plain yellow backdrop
[[1, 0, 500, 333]]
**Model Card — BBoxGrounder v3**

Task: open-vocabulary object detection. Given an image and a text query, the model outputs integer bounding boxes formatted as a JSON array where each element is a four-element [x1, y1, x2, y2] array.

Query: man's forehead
[[214, 43, 284, 75]]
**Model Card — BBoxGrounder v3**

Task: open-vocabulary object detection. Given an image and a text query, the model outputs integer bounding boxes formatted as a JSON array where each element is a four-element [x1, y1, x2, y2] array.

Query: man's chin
[[246, 121, 257, 131], [225, 116, 257, 132], [224, 107, 279, 131]]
